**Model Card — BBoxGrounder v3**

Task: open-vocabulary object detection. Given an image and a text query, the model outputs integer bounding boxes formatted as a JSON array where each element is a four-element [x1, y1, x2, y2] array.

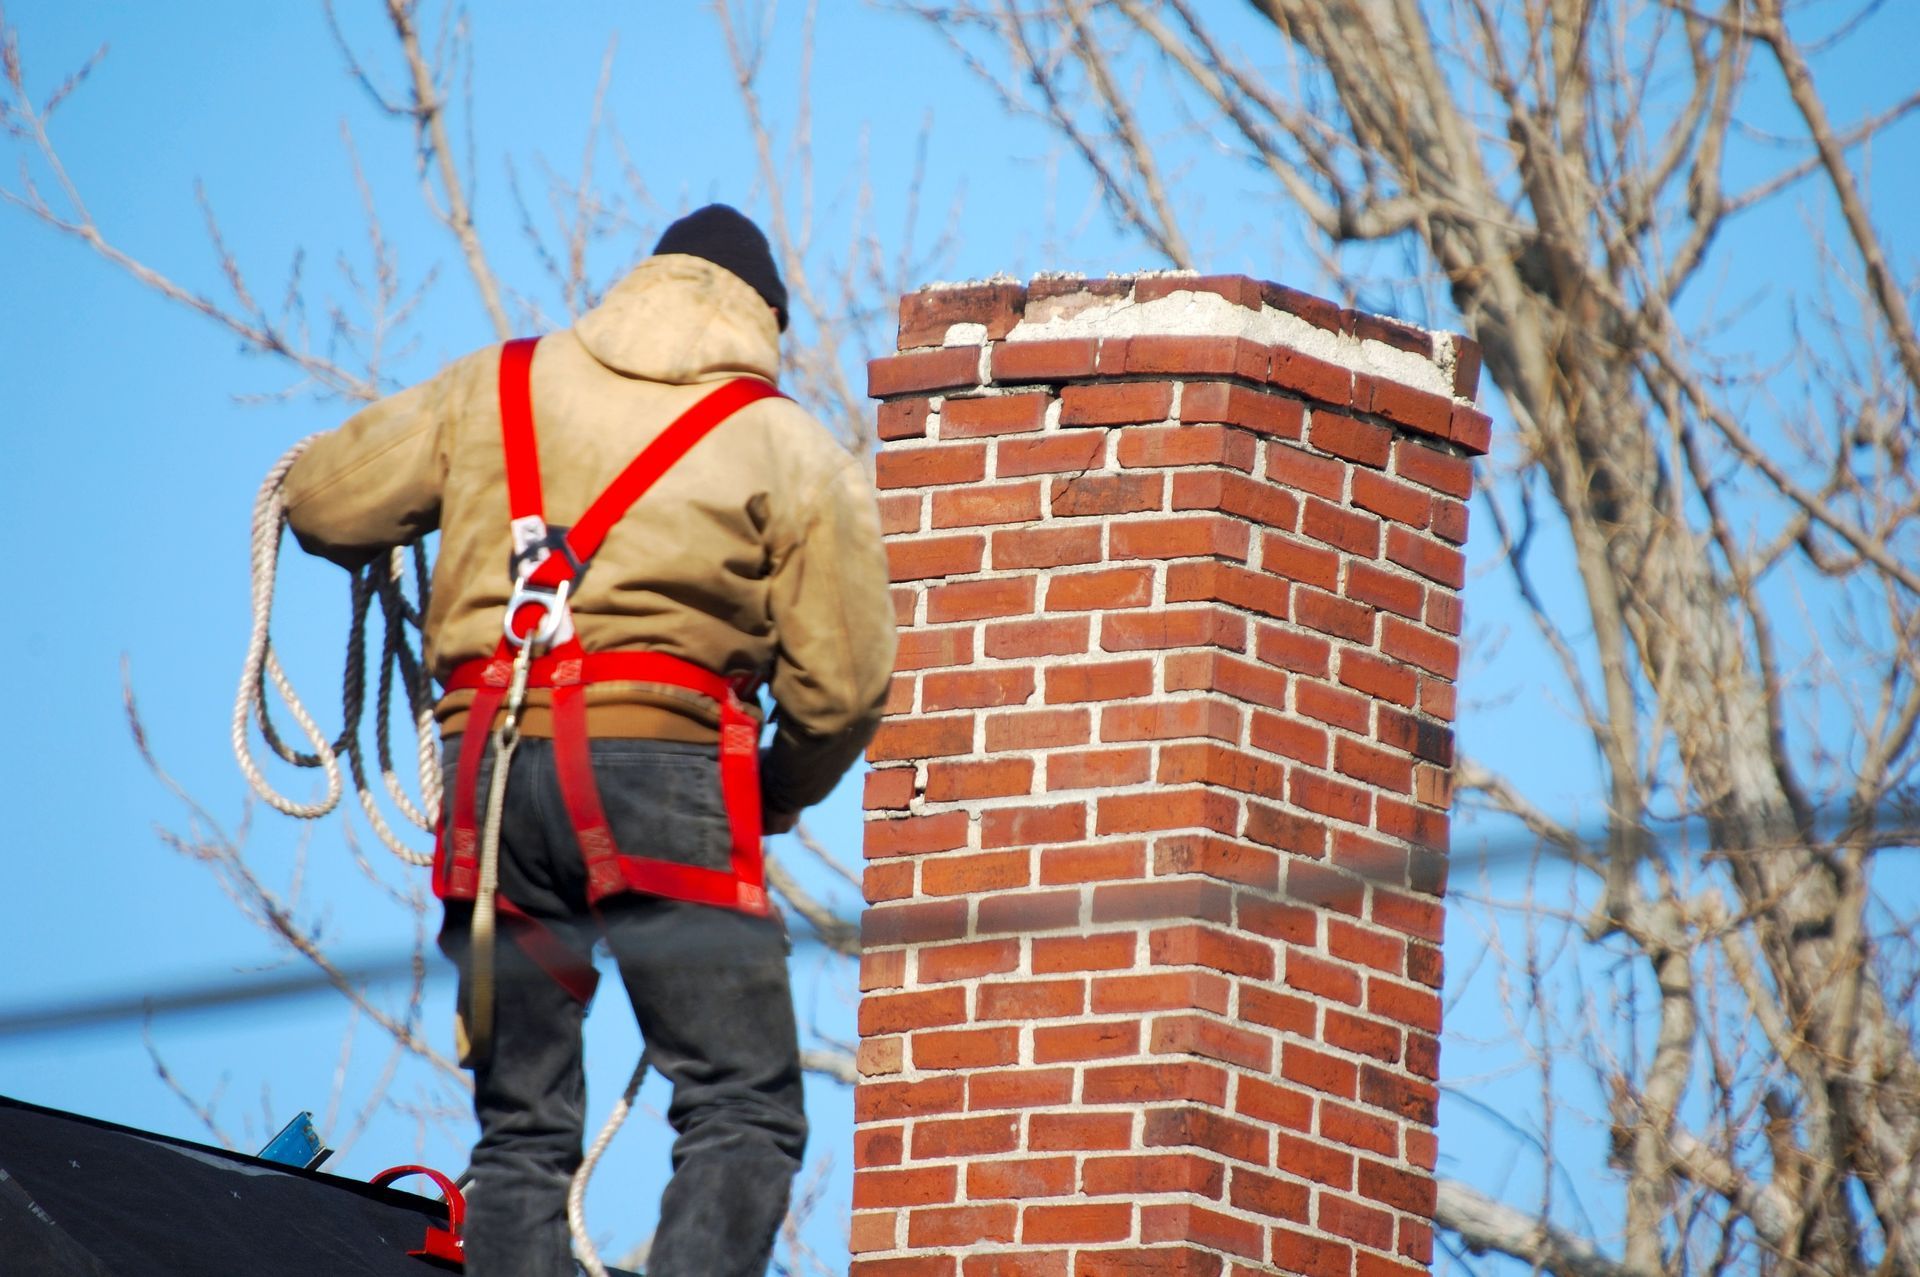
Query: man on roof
[[281, 204, 896, 1277]]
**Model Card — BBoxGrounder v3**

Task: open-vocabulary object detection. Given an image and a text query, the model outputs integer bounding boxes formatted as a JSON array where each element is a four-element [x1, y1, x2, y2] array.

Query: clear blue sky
[[3, 1, 1914, 1270]]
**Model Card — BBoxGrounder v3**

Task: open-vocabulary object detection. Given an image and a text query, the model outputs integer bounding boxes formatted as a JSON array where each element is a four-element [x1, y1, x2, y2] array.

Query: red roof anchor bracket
[[370, 1164, 467, 1269]]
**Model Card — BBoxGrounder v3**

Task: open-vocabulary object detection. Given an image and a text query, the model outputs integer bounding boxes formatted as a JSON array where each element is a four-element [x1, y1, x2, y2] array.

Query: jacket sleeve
[[760, 454, 898, 817], [280, 369, 456, 570]]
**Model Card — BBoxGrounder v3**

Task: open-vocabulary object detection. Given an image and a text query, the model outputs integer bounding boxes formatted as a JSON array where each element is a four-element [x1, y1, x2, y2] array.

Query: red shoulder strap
[[498, 337, 545, 522]]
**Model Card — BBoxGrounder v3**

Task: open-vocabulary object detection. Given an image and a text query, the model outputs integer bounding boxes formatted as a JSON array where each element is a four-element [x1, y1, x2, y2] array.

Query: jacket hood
[[574, 254, 781, 385]]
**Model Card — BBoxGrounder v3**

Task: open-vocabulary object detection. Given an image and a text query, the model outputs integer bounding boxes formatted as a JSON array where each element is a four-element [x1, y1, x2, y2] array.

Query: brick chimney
[[854, 273, 1487, 1277]]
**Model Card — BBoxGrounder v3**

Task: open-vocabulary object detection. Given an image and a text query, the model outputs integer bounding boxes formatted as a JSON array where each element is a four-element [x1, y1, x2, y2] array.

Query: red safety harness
[[434, 338, 783, 983]]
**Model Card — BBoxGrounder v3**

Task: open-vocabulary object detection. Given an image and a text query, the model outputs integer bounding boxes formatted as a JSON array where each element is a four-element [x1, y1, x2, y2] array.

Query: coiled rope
[[236, 440, 643, 1273], [233, 438, 441, 864]]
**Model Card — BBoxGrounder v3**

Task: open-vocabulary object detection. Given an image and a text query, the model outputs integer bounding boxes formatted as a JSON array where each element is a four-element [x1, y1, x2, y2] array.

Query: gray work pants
[[440, 737, 807, 1277]]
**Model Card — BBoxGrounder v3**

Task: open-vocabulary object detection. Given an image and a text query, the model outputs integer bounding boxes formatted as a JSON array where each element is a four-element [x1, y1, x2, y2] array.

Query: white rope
[[234, 439, 440, 866], [570, 1061, 647, 1277]]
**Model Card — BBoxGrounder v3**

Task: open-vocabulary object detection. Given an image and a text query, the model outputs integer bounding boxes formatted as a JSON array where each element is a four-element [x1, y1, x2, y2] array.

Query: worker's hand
[[764, 807, 800, 836]]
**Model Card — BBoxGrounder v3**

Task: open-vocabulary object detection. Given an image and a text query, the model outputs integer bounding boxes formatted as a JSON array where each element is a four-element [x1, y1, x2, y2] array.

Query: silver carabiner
[[503, 576, 573, 649]]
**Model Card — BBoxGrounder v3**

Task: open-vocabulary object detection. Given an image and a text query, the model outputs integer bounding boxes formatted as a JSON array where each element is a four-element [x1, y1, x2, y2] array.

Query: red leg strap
[[497, 896, 599, 1006], [438, 657, 511, 901]]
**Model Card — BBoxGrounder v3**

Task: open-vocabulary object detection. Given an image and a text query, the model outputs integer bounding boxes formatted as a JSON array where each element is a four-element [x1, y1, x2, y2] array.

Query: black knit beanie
[[652, 204, 789, 331]]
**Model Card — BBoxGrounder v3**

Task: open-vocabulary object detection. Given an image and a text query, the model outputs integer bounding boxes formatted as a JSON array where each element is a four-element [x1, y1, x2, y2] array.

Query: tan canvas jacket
[[281, 255, 896, 816]]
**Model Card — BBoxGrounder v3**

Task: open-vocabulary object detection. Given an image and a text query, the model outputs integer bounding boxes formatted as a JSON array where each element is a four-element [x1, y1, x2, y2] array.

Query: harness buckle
[[507, 515, 584, 583], [504, 576, 574, 648]]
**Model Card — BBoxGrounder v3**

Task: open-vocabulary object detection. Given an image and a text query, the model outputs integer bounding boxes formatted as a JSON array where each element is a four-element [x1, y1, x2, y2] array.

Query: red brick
[[990, 339, 1098, 382], [908, 1204, 1018, 1248], [1368, 977, 1441, 1033], [1031, 932, 1138, 973], [1165, 561, 1290, 620], [851, 1259, 956, 1277], [1171, 470, 1299, 528], [917, 938, 1022, 984], [1302, 497, 1381, 556], [1319, 1100, 1398, 1155], [1425, 588, 1463, 634], [1450, 403, 1492, 454], [1022, 1202, 1133, 1244], [1140, 1203, 1265, 1261], [1258, 533, 1339, 591], [1274, 1229, 1353, 1277], [1046, 566, 1154, 612], [939, 392, 1051, 438], [1044, 748, 1152, 791], [911, 1025, 1021, 1070], [1250, 712, 1328, 766], [1350, 311, 1433, 359], [868, 714, 974, 765], [1327, 918, 1406, 976], [1120, 335, 1242, 377], [1350, 469, 1432, 528], [899, 282, 1026, 346], [1059, 381, 1175, 426], [1309, 410, 1391, 467], [861, 987, 968, 1035], [985, 706, 1091, 751], [1151, 834, 1280, 890], [1051, 471, 1164, 517], [1094, 787, 1240, 837], [976, 979, 1086, 1021], [853, 1164, 959, 1209], [931, 481, 1044, 528], [1286, 951, 1363, 1007], [1238, 984, 1316, 1037], [1256, 624, 1331, 676], [1001, 431, 1106, 477], [1084, 1153, 1224, 1198], [1380, 615, 1458, 679], [1420, 678, 1456, 721], [1319, 1194, 1394, 1251], [1039, 840, 1149, 884], [1384, 525, 1465, 589], [1148, 923, 1275, 980], [1150, 1014, 1274, 1070], [861, 949, 907, 992], [1406, 1032, 1439, 1083], [1092, 970, 1230, 1016], [865, 767, 915, 811], [1033, 1019, 1141, 1062], [1074, 1248, 1224, 1277], [1366, 378, 1452, 439], [1289, 860, 1364, 916], [1335, 736, 1415, 793], [1102, 608, 1245, 654], [968, 1157, 1078, 1199], [1294, 587, 1376, 643], [891, 586, 916, 627], [1372, 887, 1445, 942], [925, 757, 1033, 802], [1031, 1111, 1135, 1152], [870, 347, 982, 397], [1238, 895, 1319, 947], [866, 810, 970, 857], [1143, 1106, 1269, 1164], [1269, 348, 1355, 406], [1229, 1168, 1310, 1223], [1235, 1075, 1314, 1132], [985, 616, 1092, 659], [1100, 698, 1241, 744], [1375, 706, 1453, 765], [927, 576, 1035, 623], [1374, 797, 1448, 856], [1265, 443, 1345, 501], [977, 888, 1082, 934], [1155, 742, 1285, 797], [877, 443, 987, 490], [922, 665, 1035, 710], [857, 1075, 967, 1123], [993, 525, 1103, 569], [921, 851, 1032, 896], [1295, 679, 1371, 733], [1046, 659, 1155, 704], [1284, 1042, 1360, 1098], [1109, 515, 1251, 562], [1406, 939, 1443, 988], [878, 492, 923, 535], [1117, 424, 1257, 471], [968, 1068, 1077, 1111], [1135, 272, 1265, 309], [851, 1209, 898, 1253], [863, 899, 969, 946], [980, 802, 1087, 848], [878, 398, 932, 441], [1392, 439, 1472, 498], [1082, 1060, 1229, 1107], [893, 626, 973, 671], [1090, 877, 1234, 925], [1345, 562, 1424, 620], [1178, 381, 1305, 438], [1360, 1064, 1437, 1124]]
